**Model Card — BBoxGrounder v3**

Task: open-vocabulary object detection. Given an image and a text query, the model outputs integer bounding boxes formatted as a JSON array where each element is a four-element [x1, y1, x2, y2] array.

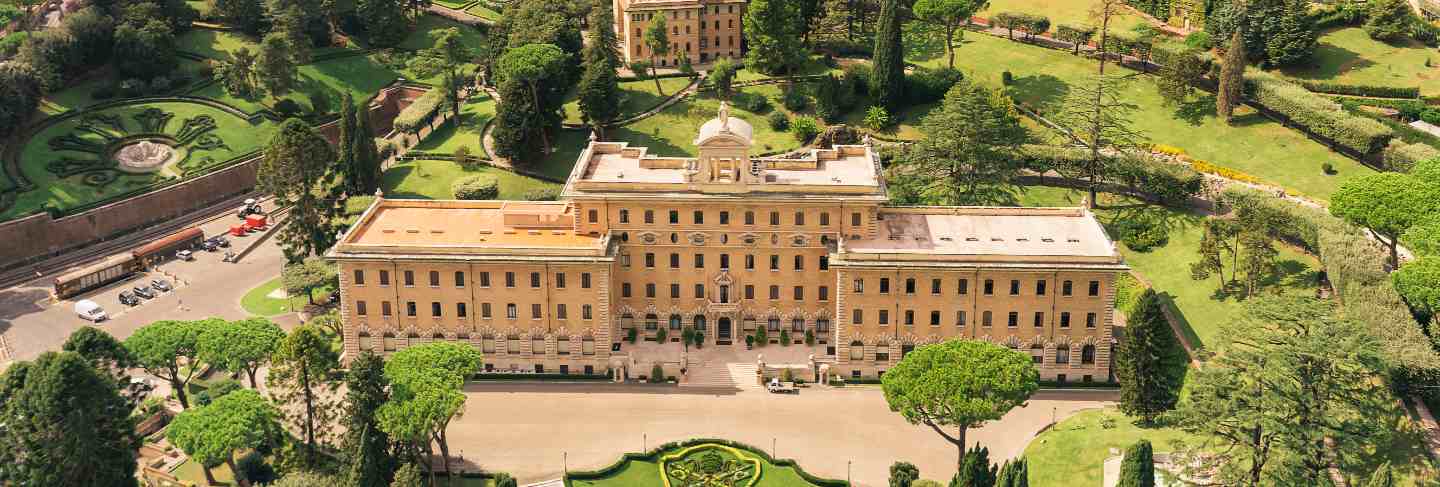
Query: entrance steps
[[680, 361, 761, 390]]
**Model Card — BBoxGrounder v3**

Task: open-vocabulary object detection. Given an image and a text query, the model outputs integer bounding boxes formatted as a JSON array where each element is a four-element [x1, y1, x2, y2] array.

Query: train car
[[53, 254, 143, 300], [132, 227, 204, 267]]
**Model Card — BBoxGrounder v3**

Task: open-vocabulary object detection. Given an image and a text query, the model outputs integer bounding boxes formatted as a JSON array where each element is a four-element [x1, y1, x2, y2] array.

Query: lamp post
[[643, 433, 648, 452], [772, 437, 776, 458], [564, 451, 568, 475], [847, 460, 852, 486]]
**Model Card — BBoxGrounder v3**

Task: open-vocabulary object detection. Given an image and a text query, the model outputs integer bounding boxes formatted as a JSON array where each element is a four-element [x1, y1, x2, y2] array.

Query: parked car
[[237, 198, 263, 218], [212, 236, 230, 248], [200, 239, 220, 252], [328, 290, 340, 305], [766, 378, 798, 394], [151, 279, 172, 292], [132, 286, 155, 299], [175, 249, 194, 261], [75, 299, 107, 322], [119, 291, 139, 306]]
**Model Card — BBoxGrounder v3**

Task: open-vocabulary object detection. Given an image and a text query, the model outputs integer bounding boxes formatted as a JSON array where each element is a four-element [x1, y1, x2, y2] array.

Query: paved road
[[448, 382, 1116, 486], [0, 211, 290, 364]]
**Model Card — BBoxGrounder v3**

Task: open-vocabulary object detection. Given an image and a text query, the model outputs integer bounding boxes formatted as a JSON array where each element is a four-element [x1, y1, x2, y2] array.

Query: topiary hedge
[[1297, 80, 1420, 99], [451, 174, 499, 200], [1016, 145, 1204, 207], [1381, 140, 1440, 172], [564, 438, 850, 486], [393, 89, 445, 134], [1245, 72, 1394, 155]]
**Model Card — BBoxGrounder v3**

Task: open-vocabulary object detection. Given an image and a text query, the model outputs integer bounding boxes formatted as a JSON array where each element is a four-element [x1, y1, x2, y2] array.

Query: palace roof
[[331, 199, 611, 259], [834, 207, 1127, 268]]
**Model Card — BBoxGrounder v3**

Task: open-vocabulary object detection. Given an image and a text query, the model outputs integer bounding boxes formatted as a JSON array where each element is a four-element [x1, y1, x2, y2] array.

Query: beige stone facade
[[613, 0, 746, 66], [329, 107, 1127, 383]]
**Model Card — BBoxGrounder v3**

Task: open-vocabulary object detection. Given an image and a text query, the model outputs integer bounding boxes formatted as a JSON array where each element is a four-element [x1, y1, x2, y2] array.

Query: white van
[[74, 299, 107, 322]]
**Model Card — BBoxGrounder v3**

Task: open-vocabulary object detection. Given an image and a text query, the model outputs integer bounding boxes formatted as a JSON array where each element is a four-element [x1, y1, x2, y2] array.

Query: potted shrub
[[754, 328, 768, 347], [745, 335, 755, 349], [805, 329, 815, 346], [779, 328, 790, 346], [626, 327, 638, 344], [655, 327, 668, 343], [649, 364, 664, 383]]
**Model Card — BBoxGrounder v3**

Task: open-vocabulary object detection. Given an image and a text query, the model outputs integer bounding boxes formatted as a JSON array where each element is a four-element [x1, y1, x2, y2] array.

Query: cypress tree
[[1117, 440, 1154, 487], [871, 0, 905, 110], [1114, 289, 1180, 423], [343, 352, 393, 487], [1216, 29, 1247, 122], [335, 92, 359, 194], [950, 446, 996, 487], [586, 0, 622, 69], [351, 101, 382, 194], [578, 0, 622, 137]]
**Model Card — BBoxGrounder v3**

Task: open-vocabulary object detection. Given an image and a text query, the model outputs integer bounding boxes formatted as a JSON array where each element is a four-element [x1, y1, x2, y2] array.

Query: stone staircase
[[680, 361, 762, 390]]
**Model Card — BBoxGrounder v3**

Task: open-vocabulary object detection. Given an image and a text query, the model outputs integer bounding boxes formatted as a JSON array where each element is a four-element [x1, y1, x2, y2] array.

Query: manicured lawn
[[4, 100, 275, 220], [568, 443, 831, 487], [413, 95, 496, 155], [172, 458, 237, 485], [979, 0, 1147, 33], [198, 53, 404, 113], [41, 59, 210, 114], [1017, 186, 1318, 350], [1023, 408, 1200, 487], [610, 91, 807, 155], [380, 159, 560, 200], [464, 2, 502, 22], [921, 33, 1374, 201], [240, 276, 329, 316], [562, 77, 695, 124], [399, 15, 489, 51], [733, 55, 838, 82], [176, 28, 260, 60], [1279, 27, 1440, 96]]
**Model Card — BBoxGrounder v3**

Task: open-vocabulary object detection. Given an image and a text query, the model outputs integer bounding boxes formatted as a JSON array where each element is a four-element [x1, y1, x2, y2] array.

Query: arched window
[[669, 314, 682, 330], [849, 341, 864, 360], [768, 318, 780, 331], [506, 334, 521, 354], [875, 341, 890, 362], [1056, 347, 1070, 364], [1029, 344, 1045, 364], [620, 313, 634, 328], [645, 314, 659, 330], [694, 315, 707, 331], [1081, 345, 1096, 364], [792, 318, 804, 332]]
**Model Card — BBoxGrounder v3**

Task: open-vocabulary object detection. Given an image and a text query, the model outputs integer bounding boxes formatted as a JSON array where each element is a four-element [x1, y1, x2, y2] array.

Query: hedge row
[[1381, 140, 1440, 172], [393, 88, 445, 134], [1016, 145, 1204, 207], [1245, 72, 1394, 154], [1219, 187, 1440, 384], [1296, 80, 1420, 99], [563, 438, 849, 486]]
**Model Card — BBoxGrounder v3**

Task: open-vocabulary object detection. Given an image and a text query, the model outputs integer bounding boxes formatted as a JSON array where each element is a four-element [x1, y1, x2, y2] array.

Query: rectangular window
[[645, 210, 655, 224], [1060, 312, 1071, 328], [853, 279, 864, 293], [587, 209, 597, 223], [745, 285, 754, 300], [769, 211, 780, 225], [905, 278, 916, 295], [555, 273, 566, 289], [482, 303, 492, 319], [454, 271, 465, 288], [695, 284, 705, 299], [958, 279, 969, 295], [382, 301, 392, 316], [818, 286, 829, 301], [431, 302, 442, 317], [820, 212, 830, 226], [1089, 281, 1101, 296], [956, 310, 967, 326], [645, 283, 656, 298], [930, 311, 940, 326], [581, 273, 592, 288], [531, 303, 542, 319], [668, 210, 679, 224], [851, 212, 861, 226], [670, 283, 680, 299], [505, 272, 515, 288], [645, 253, 656, 268], [1007, 312, 1018, 327], [622, 283, 632, 298], [619, 209, 629, 223], [719, 211, 729, 224], [879, 310, 889, 325], [557, 304, 568, 320], [1034, 312, 1044, 327], [904, 310, 914, 325], [429, 271, 440, 287], [745, 254, 755, 270], [720, 254, 730, 269], [530, 272, 541, 288], [794, 211, 805, 226], [769, 255, 779, 271], [694, 254, 704, 268], [480, 272, 490, 287], [353, 269, 365, 285], [668, 253, 677, 268], [457, 302, 467, 318], [1009, 280, 1020, 295], [1036, 280, 1047, 296], [356, 300, 367, 316], [793, 255, 803, 270], [404, 270, 415, 286], [1087, 312, 1098, 328], [582, 304, 593, 320], [983, 279, 994, 295], [693, 210, 704, 224], [769, 285, 780, 300], [931, 279, 941, 295], [819, 256, 829, 270], [793, 286, 803, 300], [880, 278, 890, 294], [379, 270, 390, 286], [507, 304, 517, 319], [745, 211, 754, 225], [1063, 280, 1074, 296], [406, 301, 417, 317], [852, 309, 863, 324], [983, 311, 992, 326]]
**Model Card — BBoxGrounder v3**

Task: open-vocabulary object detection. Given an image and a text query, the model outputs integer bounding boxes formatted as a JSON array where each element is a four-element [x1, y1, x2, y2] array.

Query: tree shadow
[[1156, 291, 1206, 359], [376, 165, 435, 200], [1007, 74, 1070, 113], [1225, 111, 1272, 128], [902, 22, 947, 64], [1283, 41, 1375, 80], [1173, 94, 1216, 127]]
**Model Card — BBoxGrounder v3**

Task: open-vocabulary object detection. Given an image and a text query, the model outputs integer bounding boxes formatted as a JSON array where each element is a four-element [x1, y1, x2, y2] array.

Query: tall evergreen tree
[[996, 457, 1029, 487], [586, 0, 622, 70], [743, 0, 805, 74], [1117, 440, 1155, 487], [357, 0, 409, 46], [1365, 0, 1416, 42], [1114, 289, 1180, 423], [870, 0, 905, 110], [578, 0, 622, 137], [1055, 74, 1146, 207], [495, 43, 568, 159], [353, 104, 382, 194], [344, 352, 394, 487], [951, 446, 996, 487], [1217, 30, 1247, 122], [892, 79, 1028, 206], [0, 352, 140, 487], [1206, 0, 1316, 67], [643, 15, 671, 94], [335, 92, 360, 194], [259, 119, 337, 261], [266, 325, 341, 467]]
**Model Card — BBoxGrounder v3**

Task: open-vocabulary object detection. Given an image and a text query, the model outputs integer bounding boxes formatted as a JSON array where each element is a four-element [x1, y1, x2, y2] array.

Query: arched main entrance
[[717, 317, 733, 345]]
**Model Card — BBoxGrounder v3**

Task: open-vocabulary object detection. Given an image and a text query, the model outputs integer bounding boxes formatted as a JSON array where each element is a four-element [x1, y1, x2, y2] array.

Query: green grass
[[733, 55, 838, 82], [399, 15, 489, 51], [562, 77, 695, 124], [413, 95, 497, 154], [4, 100, 276, 220], [1017, 186, 1318, 350], [172, 458, 237, 484], [240, 276, 330, 316], [1023, 408, 1200, 487], [198, 54, 404, 113], [1278, 27, 1440, 96], [919, 33, 1374, 201], [567, 443, 829, 487], [176, 28, 260, 60], [41, 59, 210, 114], [979, 0, 1148, 33], [380, 159, 561, 200], [464, 2, 502, 21]]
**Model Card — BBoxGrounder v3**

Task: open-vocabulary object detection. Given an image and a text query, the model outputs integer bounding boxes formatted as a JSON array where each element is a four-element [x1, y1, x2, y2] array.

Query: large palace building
[[612, 0, 746, 66], [328, 107, 1128, 382]]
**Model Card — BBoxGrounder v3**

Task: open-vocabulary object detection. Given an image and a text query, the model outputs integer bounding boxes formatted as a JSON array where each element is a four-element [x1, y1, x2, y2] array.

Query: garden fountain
[[113, 139, 175, 173]]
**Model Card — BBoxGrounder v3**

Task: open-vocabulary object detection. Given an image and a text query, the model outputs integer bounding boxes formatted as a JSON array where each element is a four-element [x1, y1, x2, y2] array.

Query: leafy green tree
[[578, 2, 622, 137], [1365, 462, 1394, 487], [890, 461, 920, 487], [379, 342, 482, 483], [642, 14, 671, 94], [197, 318, 284, 388], [113, 20, 177, 80], [167, 388, 279, 487], [391, 463, 425, 487], [344, 351, 394, 487], [1394, 257, 1440, 319], [892, 80, 1027, 206], [357, 0, 409, 46], [1055, 74, 1147, 207], [0, 351, 140, 487], [62, 7, 113, 66], [256, 32, 299, 100], [1206, 0, 1316, 68], [495, 0, 584, 83], [0, 63, 43, 138], [1117, 440, 1154, 487], [1114, 290, 1180, 423], [267, 325, 341, 466], [711, 57, 739, 100], [217, 47, 260, 98], [1330, 172, 1437, 269], [260, 119, 338, 261], [1189, 218, 1237, 291], [870, 0, 904, 110], [409, 27, 473, 121], [1365, 0, 1415, 43], [126, 319, 211, 409], [282, 257, 337, 305], [996, 457, 1029, 487], [744, 0, 804, 75], [213, 0, 265, 34], [912, 0, 977, 68], [1216, 30, 1247, 122], [16, 29, 81, 91], [62, 325, 134, 381], [952, 446, 996, 487], [882, 340, 1039, 470], [1172, 296, 1387, 486], [269, 472, 344, 487], [497, 43, 568, 156], [1154, 46, 1205, 106]]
